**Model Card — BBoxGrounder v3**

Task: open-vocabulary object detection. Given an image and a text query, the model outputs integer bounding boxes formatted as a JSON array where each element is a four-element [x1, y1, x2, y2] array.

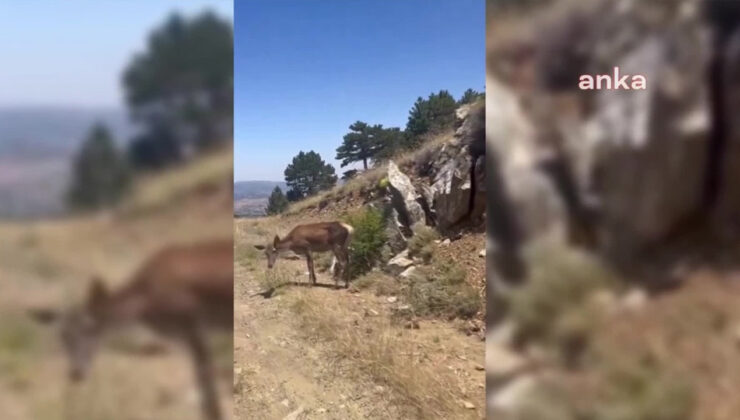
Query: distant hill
[[0, 107, 133, 159], [0, 106, 135, 219], [234, 180, 287, 217]]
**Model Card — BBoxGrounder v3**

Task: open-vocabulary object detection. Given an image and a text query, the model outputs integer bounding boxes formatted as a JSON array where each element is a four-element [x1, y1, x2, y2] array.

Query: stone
[[619, 288, 648, 313], [399, 266, 417, 279], [485, 342, 529, 384], [387, 250, 414, 275], [386, 296, 398, 303], [489, 374, 538, 415], [387, 161, 426, 229], [432, 147, 473, 229], [462, 401, 476, 410]]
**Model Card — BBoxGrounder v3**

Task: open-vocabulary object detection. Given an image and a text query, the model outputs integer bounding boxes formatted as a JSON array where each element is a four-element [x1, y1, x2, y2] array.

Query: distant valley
[[0, 106, 134, 218], [234, 180, 287, 217]]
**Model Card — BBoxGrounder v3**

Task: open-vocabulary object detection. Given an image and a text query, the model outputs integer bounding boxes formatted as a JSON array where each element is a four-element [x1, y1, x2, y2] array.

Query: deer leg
[[305, 252, 316, 285], [330, 249, 341, 288], [335, 246, 350, 288], [184, 323, 221, 420]]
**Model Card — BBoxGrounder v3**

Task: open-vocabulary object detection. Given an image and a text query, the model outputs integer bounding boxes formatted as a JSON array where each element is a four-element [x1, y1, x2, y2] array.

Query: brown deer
[[255, 221, 354, 288], [31, 240, 233, 420]]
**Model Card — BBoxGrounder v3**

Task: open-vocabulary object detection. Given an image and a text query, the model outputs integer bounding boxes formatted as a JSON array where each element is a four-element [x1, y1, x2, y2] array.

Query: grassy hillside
[[234, 129, 486, 419], [0, 149, 233, 420]]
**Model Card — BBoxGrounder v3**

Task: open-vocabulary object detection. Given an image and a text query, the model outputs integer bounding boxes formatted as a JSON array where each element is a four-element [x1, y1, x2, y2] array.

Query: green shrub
[[403, 260, 480, 319], [592, 357, 694, 420], [511, 357, 694, 420], [407, 224, 439, 263], [509, 245, 619, 344], [344, 208, 387, 278]]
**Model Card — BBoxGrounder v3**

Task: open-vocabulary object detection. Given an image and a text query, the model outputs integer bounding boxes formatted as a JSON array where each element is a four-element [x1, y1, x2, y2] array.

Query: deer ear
[[87, 277, 108, 308], [254, 244, 266, 250], [273, 235, 280, 249]]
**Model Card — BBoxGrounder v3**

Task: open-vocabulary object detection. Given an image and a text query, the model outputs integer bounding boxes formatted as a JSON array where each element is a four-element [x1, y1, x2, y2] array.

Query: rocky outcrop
[[431, 144, 473, 229], [383, 101, 486, 235], [387, 161, 426, 232], [486, 0, 740, 268]]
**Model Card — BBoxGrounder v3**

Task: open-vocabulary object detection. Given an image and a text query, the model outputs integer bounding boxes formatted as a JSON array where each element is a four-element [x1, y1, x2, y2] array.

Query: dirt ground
[[233, 216, 485, 420]]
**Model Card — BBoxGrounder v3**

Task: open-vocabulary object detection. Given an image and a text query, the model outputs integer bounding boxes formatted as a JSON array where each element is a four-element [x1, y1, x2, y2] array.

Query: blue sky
[[0, 1, 232, 108], [234, 0, 484, 182]]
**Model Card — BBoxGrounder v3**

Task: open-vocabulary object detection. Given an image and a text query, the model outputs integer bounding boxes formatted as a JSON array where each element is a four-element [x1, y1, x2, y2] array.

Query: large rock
[[583, 20, 711, 259], [487, 0, 716, 263], [387, 161, 425, 230], [431, 101, 487, 230], [431, 146, 473, 229], [486, 77, 568, 242]]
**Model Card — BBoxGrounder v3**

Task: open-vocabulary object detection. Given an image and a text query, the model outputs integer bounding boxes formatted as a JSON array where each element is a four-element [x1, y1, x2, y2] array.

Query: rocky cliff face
[[487, 0, 740, 277], [382, 101, 486, 246]]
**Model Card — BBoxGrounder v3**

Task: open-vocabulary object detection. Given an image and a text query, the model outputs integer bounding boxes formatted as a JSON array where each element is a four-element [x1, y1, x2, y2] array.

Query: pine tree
[[336, 122, 404, 169], [266, 186, 289, 215], [284, 151, 337, 200], [67, 124, 131, 210], [336, 121, 379, 170], [458, 88, 483, 105], [405, 90, 458, 147]]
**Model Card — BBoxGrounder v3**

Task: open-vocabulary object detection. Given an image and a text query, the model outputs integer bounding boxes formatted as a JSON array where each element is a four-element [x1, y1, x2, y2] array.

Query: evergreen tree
[[266, 186, 289, 215], [67, 124, 131, 210], [371, 126, 405, 162], [405, 90, 458, 147], [336, 122, 405, 169], [284, 151, 337, 200], [458, 88, 484, 105], [336, 121, 380, 170], [123, 11, 233, 165]]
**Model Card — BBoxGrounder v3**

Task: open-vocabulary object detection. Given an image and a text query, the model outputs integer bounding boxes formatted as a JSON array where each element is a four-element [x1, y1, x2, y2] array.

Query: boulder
[[432, 146, 474, 229], [386, 250, 414, 275], [387, 161, 426, 230], [486, 76, 568, 242]]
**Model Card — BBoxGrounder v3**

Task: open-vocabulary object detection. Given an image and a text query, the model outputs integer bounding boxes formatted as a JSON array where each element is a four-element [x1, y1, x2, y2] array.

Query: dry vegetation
[[0, 150, 233, 420], [234, 211, 485, 419], [285, 130, 454, 216]]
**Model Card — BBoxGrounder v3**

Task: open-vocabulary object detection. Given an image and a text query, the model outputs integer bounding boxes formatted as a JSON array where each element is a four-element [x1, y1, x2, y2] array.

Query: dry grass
[[408, 225, 440, 263], [285, 130, 454, 215], [0, 151, 234, 420], [120, 148, 232, 216], [402, 260, 481, 320], [349, 271, 401, 297], [287, 292, 476, 419]]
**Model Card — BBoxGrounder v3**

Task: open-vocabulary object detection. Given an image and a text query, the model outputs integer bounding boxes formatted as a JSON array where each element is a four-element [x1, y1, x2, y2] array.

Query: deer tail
[[339, 222, 354, 249]]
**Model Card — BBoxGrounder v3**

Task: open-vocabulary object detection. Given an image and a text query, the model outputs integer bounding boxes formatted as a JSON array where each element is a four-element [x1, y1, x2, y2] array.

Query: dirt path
[[233, 218, 485, 419]]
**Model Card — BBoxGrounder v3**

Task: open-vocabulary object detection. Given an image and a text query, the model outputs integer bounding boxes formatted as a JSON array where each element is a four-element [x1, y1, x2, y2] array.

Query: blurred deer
[[31, 240, 233, 420], [255, 221, 354, 288]]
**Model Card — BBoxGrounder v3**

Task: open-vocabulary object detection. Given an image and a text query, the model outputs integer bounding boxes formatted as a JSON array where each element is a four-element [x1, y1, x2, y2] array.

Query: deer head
[[254, 235, 281, 269], [30, 278, 110, 382]]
